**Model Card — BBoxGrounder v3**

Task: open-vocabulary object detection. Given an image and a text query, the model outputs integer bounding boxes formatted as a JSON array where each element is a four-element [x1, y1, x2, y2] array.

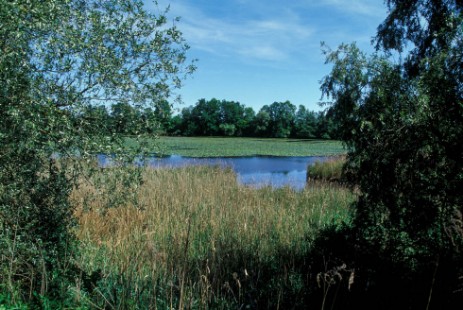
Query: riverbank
[[125, 136, 346, 157]]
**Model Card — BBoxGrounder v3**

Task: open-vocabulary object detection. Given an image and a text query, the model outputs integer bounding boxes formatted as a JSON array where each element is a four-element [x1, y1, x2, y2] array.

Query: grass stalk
[[71, 165, 355, 308]]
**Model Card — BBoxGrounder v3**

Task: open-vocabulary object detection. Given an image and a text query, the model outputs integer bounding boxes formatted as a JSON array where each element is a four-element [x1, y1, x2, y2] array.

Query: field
[[127, 136, 346, 157]]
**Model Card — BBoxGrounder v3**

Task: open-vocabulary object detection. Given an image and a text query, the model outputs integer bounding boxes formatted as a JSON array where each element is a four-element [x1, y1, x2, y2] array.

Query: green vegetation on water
[[128, 136, 346, 157]]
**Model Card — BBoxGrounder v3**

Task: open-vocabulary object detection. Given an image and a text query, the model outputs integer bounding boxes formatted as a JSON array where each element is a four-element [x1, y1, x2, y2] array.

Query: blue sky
[[146, 0, 388, 113]]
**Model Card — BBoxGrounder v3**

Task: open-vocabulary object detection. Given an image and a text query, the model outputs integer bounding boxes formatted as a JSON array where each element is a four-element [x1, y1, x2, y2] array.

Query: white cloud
[[147, 0, 386, 67], [316, 0, 386, 17], [238, 45, 287, 61], [150, 0, 314, 62]]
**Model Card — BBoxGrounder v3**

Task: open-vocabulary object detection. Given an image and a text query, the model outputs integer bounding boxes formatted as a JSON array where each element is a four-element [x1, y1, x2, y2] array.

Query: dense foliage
[[318, 0, 463, 308], [0, 0, 193, 306], [75, 98, 339, 139]]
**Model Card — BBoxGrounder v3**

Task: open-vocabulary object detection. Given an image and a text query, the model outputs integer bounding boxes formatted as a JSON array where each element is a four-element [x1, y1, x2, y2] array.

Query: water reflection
[[98, 155, 330, 190]]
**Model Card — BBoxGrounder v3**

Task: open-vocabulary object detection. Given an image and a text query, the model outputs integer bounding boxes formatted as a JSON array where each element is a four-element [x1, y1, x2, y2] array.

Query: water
[[98, 154, 330, 190]]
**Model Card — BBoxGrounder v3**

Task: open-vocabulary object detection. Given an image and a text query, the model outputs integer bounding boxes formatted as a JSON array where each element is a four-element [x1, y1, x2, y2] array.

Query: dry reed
[[70, 165, 355, 308]]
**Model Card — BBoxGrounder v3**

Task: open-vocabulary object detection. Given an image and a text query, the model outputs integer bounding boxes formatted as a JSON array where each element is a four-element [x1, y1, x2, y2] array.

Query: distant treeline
[[77, 98, 339, 139]]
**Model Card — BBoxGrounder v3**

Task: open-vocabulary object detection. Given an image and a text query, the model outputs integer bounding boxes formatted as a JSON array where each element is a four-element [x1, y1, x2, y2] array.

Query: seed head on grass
[[72, 165, 355, 307]]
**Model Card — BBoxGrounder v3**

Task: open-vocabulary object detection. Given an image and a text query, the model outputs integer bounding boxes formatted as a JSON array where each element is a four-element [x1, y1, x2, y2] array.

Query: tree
[[153, 99, 174, 132], [190, 98, 221, 135], [267, 101, 296, 138], [219, 100, 245, 136], [293, 105, 317, 138], [320, 1, 463, 306], [0, 0, 194, 305], [177, 106, 198, 136], [254, 105, 271, 137], [241, 107, 257, 136], [77, 104, 112, 135], [110, 101, 140, 134], [316, 109, 339, 139], [167, 114, 184, 136], [375, 0, 462, 77]]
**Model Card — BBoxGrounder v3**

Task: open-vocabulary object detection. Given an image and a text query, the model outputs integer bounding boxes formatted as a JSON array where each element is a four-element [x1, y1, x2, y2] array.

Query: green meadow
[[128, 136, 346, 157]]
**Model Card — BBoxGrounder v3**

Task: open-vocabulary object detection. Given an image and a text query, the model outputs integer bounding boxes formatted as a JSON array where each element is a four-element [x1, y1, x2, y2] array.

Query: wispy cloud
[[143, 0, 388, 112], [314, 0, 386, 17], [238, 45, 286, 61], [148, 0, 386, 69], [152, 0, 314, 63]]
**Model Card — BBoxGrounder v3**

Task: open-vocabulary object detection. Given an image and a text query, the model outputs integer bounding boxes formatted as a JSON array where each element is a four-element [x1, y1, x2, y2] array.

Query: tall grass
[[71, 165, 355, 308], [307, 157, 346, 183]]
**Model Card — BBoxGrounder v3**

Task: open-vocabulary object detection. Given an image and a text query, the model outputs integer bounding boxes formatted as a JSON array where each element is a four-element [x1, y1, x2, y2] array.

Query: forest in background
[[77, 99, 339, 139]]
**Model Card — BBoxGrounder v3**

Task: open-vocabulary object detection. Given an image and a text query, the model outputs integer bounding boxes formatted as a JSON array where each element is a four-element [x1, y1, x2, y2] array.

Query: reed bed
[[307, 156, 346, 183], [71, 165, 355, 308]]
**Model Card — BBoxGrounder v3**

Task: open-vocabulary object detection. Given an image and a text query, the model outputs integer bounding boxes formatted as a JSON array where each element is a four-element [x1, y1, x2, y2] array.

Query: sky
[[145, 0, 389, 113]]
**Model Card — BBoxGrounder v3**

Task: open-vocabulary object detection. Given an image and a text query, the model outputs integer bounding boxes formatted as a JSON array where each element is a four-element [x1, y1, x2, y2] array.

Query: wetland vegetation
[[72, 165, 355, 309], [155, 136, 344, 157], [1, 0, 462, 309]]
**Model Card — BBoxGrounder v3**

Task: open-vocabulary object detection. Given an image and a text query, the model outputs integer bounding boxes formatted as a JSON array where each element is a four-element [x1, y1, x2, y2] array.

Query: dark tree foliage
[[163, 98, 331, 138], [218, 100, 246, 136], [293, 105, 317, 138], [153, 99, 174, 133], [376, 0, 463, 76], [253, 105, 272, 137], [190, 98, 221, 136], [78, 97, 336, 139], [319, 1, 463, 308], [267, 101, 297, 138], [241, 106, 257, 136]]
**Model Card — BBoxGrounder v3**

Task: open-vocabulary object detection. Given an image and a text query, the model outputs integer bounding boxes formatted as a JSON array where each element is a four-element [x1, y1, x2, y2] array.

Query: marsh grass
[[71, 165, 355, 308], [307, 157, 346, 183]]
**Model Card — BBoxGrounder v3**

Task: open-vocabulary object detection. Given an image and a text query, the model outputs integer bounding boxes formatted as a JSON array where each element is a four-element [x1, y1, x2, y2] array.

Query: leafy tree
[[173, 99, 257, 137], [254, 105, 272, 137], [177, 106, 198, 136], [219, 123, 237, 136], [141, 107, 160, 134], [241, 106, 257, 136], [267, 101, 297, 138], [293, 105, 317, 138], [316, 108, 339, 139], [167, 114, 184, 136], [190, 98, 221, 135], [0, 0, 194, 306], [375, 0, 462, 77], [110, 101, 140, 135], [153, 99, 174, 132], [320, 0, 463, 307], [77, 104, 112, 135], [219, 100, 246, 136]]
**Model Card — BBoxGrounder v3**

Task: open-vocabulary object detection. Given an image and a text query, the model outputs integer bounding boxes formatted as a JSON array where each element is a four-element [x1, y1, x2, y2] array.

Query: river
[[98, 155, 331, 190]]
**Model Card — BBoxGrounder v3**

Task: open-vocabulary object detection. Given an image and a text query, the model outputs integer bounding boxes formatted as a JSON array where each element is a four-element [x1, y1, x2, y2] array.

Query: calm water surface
[[98, 155, 330, 190]]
